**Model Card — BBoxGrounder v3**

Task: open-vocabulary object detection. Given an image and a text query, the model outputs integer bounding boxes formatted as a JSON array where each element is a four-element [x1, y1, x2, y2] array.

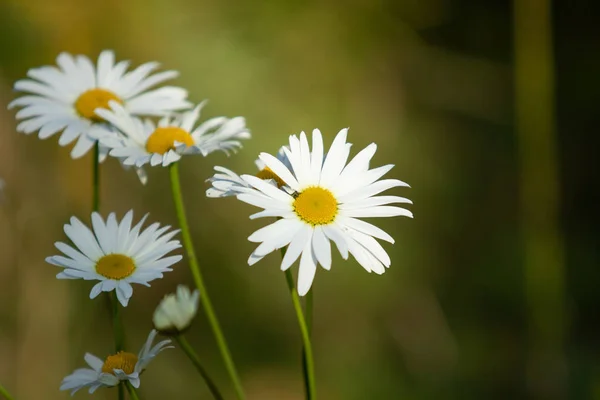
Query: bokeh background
[[0, 0, 598, 399]]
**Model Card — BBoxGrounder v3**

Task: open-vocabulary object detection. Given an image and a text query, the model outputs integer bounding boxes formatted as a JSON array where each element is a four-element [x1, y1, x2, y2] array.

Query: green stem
[[125, 382, 140, 400], [175, 336, 225, 400], [118, 382, 125, 400], [305, 289, 313, 333], [93, 142, 126, 400], [111, 292, 125, 352], [284, 270, 316, 400], [111, 292, 125, 400], [92, 142, 100, 212], [301, 289, 313, 398], [169, 163, 245, 400], [0, 382, 14, 400]]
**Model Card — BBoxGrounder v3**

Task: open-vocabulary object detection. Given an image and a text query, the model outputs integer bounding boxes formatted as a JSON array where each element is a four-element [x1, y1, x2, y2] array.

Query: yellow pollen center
[[293, 186, 338, 225], [256, 167, 286, 187], [101, 351, 138, 375], [145, 127, 194, 155], [95, 254, 136, 280], [75, 88, 122, 122]]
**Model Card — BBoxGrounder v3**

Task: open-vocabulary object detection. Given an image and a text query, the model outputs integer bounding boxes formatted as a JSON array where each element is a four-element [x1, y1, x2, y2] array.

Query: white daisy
[[235, 128, 413, 295], [93, 101, 250, 169], [206, 147, 291, 198], [46, 210, 182, 306], [153, 285, 200, 335], [60, 329, 172, 395], [8, 50, 191, 158]]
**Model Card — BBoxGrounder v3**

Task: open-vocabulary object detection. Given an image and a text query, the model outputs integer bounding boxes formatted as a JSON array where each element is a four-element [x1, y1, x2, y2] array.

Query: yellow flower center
[[95, 254, 136, 280], [293, 186, 338, 225], [75, 88, 122, 122], [256, 167, 286, 187], [101, 351, 138, 375], [145, 127, 194, 155]]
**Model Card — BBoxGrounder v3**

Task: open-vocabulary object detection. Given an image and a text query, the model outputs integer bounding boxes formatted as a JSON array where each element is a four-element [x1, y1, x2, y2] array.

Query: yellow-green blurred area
[[0, 0, 599, 399]]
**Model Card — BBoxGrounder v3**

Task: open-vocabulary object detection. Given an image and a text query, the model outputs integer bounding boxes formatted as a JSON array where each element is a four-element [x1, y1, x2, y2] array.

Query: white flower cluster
[[8, 49, 412, 397], [10, 50, 250, 184]]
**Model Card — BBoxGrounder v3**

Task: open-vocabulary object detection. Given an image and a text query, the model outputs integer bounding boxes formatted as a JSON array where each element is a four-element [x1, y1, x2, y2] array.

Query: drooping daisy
[[60, 329, 172, 395], [8, 50, 191, 158], [93, 101, 250, 170], [46, 210, 182, 306], [153, 285, 200, 335], [206, 147, 291, 198], [233, 128, 413, 295]]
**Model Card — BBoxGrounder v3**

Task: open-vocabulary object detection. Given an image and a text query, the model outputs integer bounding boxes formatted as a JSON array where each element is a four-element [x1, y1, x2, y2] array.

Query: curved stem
[[169, 163, 245, 400], [125, 382, 140, 400], [301, 289, 314, 397], [284, 269, 316, 400], [175, 336, 225, 400], [0, 382, 15, 400], [305, 289, 313, 333]]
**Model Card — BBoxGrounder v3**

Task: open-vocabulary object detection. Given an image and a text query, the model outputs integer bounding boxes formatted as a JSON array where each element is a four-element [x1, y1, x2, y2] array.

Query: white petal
[[297, 239, 317, 296], [310, 129, 324, 181], [241, 174, 294, 203], [280, 225, 312, 271], [237, 192, 291, 211], [84, 353, 104, 371], [340, 195, 412, 210], [64, 217, 104, 260], [338, 179, 410, 203], [343, 206, 413, 218], [320, 128, 349, 187], [258, 152, 300, 190], [337, 217, 395, 243], [322, 224, 349, 259], [312, 226, 331, 270]]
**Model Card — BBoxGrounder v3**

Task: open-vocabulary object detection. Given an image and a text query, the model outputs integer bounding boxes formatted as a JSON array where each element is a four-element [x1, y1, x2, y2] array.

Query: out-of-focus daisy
[[60, 329, 172, 395], [9, 50, 191, 158], [46, 210, 182, 306], [93, 101, 250, 170], [230, 128, 413, 295], [153, 285, 200, 335], [206, 147, 290, 198]]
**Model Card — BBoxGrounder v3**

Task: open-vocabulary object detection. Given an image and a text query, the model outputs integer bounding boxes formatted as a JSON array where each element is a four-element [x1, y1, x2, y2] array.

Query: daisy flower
[[206, 147, 291, 198], [153, 285, 200, 335], [8, 50, 191, 158], [60, 329, 172, 395], [46, 210, 182, 306], [232, 128, 413, 295], [93, 101, 250, 170]]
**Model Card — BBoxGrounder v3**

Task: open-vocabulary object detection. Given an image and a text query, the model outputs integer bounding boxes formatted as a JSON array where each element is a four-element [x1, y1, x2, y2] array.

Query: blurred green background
[[0, 0, 598, 399]]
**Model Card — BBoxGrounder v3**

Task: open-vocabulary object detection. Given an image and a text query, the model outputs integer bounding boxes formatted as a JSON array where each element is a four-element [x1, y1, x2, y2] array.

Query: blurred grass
[[0, 0, 597, 399]]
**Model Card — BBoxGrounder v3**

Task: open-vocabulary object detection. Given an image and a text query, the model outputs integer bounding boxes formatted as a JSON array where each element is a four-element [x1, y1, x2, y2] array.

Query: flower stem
[[301, 289, 314, 397], [0, 382, 15, 400], [111, 292, 125, 351], [92, 142, 124, 400], [111, 290, 125, 400], [125, 382, 140, 400], [284, 269, 316, 400], [92, 142, 100, 212], [169, 163, 245, 400], [175, 335, 225, 400], [305, 290, 313, 332]]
